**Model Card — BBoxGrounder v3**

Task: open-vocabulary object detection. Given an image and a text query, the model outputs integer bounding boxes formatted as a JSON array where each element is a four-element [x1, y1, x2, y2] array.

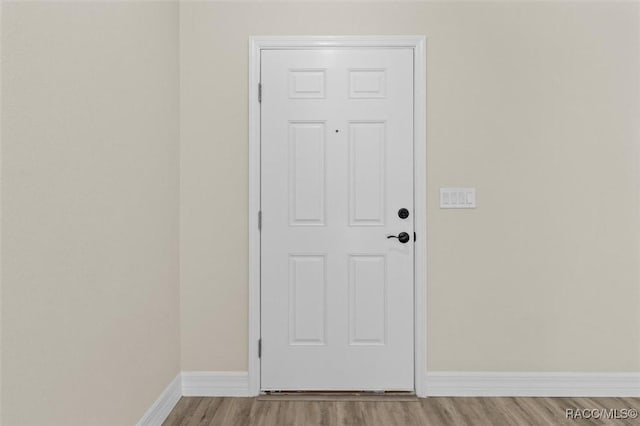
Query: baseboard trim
[[136, 373, 182, 426], [182, 371, 250, 397], [425, 372, 640, 397], [136, 370, 640, 421]]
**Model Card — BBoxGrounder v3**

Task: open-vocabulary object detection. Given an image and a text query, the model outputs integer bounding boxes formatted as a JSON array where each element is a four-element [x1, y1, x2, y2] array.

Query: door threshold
[[257, 390, 418, 402]]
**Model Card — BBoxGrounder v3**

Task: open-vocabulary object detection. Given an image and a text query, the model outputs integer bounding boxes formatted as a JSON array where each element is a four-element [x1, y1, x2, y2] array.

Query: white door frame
[[248, 35, 427, 397]]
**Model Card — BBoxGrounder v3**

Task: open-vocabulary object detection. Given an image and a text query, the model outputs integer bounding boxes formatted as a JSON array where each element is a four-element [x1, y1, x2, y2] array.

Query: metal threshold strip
[[257, 391, 418, 402]]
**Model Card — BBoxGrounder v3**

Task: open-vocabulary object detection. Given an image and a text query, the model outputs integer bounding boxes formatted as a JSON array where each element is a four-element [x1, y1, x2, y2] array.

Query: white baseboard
[[136, 370, 640, 422], [137, 373, 182, 426], [425, 372, 640, 397], [182, 371, 250, 397]]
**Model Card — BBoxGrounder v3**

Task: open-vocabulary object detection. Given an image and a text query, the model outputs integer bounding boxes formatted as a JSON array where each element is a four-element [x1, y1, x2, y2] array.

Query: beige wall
[[0, 1, 3, 421], [1, 2, 638, 423], [179, 1, 640, 372], [1, 1, 180, 425]]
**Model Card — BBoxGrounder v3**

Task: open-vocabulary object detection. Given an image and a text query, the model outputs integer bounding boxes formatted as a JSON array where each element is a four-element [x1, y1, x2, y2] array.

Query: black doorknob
[[387, 232, 410, 244]]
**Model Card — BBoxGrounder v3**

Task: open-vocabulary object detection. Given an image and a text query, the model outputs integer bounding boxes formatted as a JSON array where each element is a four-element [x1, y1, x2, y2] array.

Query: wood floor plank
[[203, 397, 237, 425], [463, 397, 509, 426], [162, 397, 198, 426], [375, 401, 424, 426], [182, 397, 214, 426], [163, 396, 640, 426], [163, 397, 203, 426], [512, 397, 560, 426], [424, 397, 476, 426], [212, 397, 252, 426], [250, 400, 287, 426], [291, 400, 337, 426], [418, 399, 449, 426], [335, 401, 366, 426]]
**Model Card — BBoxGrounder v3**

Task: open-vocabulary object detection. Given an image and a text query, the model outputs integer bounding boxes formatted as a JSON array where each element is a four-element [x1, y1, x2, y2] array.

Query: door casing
[[248, 35, 427, 397]]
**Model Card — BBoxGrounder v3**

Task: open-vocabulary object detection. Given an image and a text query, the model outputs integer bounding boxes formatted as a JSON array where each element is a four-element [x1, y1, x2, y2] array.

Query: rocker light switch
[[440, 188, 476, 209]]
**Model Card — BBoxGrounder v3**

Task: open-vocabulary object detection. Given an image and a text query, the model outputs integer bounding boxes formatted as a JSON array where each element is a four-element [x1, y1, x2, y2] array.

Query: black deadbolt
[[398, 208, 409, 219]]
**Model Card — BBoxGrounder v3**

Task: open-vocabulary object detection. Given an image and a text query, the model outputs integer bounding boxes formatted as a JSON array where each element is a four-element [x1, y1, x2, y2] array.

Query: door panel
[[349, 254, 387, 345], [261, 49, 414, 391], [288, 122, 326, 225], [349, 121, 386, 225], [288, 255, 326, 345]]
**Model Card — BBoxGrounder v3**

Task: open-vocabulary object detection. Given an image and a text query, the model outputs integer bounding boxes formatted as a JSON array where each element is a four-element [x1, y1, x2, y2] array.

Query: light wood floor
[[163, 396, 640, 425]]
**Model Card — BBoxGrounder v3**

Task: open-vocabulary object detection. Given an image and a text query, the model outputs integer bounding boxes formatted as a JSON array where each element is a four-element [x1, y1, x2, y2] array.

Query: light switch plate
[[440, 188, 476, 209]]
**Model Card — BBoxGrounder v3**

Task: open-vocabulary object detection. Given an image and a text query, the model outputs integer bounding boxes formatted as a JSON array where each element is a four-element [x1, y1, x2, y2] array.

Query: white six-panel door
[[261, 48, 414, 391]]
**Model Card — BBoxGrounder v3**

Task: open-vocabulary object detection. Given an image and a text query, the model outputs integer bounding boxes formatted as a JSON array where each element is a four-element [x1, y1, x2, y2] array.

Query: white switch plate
[[440, 188, 476, 209]]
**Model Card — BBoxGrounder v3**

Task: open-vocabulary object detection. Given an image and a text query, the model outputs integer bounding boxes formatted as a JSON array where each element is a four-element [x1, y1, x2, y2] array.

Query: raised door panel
[[289, 122, 326, 226], [349, 122, 386, 226], [289, 69, 326, 99], [289, 255, 326, 345], [348, 255, 387, 345], [349, 69, 387, 98]]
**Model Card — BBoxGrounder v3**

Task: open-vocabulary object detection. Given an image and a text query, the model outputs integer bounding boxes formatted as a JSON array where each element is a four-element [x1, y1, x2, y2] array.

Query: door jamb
[[248, 35, 427, 397]]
